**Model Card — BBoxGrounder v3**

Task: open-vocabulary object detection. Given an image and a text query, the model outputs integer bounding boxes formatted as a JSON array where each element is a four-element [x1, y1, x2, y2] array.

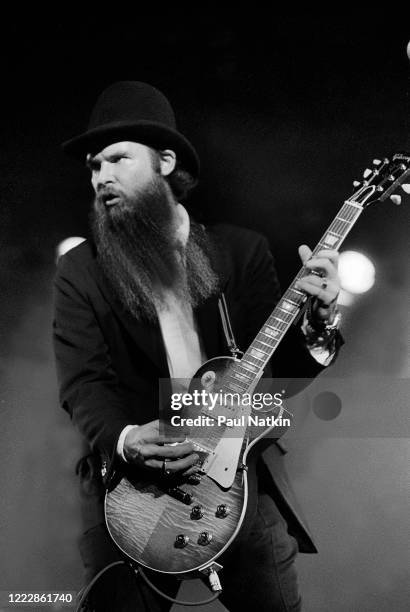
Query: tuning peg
[[373, 159, 382, 165], [363, 168, 372, 179], [390, 195, 402, 205], [402, 184, 410, 194], [353, 180, 361, 187]]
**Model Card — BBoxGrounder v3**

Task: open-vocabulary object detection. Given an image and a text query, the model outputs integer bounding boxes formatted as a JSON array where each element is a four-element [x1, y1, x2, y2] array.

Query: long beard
[[90, 174, 220, 321]]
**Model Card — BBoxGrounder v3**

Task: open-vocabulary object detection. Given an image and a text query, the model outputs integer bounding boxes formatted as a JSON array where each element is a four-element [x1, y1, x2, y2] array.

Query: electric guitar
[[105, 154, 410, 578]]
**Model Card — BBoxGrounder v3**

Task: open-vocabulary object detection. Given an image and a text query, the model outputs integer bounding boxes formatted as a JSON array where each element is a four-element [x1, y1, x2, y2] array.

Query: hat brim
[[62, 120, 200, 179]]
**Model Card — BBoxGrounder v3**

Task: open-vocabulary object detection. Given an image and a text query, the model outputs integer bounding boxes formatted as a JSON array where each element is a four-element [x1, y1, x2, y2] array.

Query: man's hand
[[123, 419, 200, 475], [296, 245, 341, 321]]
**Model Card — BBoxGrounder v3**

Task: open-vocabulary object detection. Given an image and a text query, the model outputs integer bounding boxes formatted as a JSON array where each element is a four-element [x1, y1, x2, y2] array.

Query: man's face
[[87, 141, 157, 207], [88, 140, 219, 320]]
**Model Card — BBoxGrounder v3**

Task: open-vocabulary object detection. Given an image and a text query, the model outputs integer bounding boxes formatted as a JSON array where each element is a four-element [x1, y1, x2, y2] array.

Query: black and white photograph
[[0, 13, 409, 612]]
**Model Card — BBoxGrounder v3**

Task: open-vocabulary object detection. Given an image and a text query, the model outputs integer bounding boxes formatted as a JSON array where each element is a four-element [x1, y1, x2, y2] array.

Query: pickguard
[[201, 405, 250, 488]]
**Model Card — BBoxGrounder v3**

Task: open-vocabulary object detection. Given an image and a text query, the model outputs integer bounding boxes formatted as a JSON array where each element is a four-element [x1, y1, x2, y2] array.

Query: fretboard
[[223, 199, 364, 393]]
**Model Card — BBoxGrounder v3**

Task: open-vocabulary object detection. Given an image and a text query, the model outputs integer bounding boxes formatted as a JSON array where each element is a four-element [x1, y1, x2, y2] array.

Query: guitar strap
[[218, 293, 243, 359]]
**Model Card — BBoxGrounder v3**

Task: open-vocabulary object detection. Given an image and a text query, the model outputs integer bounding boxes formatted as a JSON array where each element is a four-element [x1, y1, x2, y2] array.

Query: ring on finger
[[161, 458, 171, 476]]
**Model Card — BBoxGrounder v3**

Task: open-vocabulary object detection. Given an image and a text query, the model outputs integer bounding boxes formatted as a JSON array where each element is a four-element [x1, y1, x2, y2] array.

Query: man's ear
[[158, 149, 177, 176]]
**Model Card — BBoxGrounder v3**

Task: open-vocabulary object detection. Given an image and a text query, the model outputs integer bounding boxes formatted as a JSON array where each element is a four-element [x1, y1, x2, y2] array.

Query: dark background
[[0, 14, 409, 611]]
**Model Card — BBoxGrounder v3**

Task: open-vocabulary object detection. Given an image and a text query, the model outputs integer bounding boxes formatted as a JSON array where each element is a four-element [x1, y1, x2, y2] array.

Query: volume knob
[[198, 531, 213, 545], [191, 505, 204, 520], [175, 534, 189, 548], [216, 504, 229, 518]]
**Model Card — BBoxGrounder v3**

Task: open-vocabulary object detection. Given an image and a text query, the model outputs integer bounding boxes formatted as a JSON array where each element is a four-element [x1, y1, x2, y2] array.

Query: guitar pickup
[[168, 486, 193, 505]]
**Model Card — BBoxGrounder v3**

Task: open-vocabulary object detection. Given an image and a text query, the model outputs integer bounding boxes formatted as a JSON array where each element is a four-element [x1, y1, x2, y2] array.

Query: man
[[54, 81, 342, 611]]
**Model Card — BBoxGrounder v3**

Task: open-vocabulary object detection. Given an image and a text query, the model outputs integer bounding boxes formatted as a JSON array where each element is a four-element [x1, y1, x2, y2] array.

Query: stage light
[[56, 237, 86, 261], [338, 251, 375, 294]]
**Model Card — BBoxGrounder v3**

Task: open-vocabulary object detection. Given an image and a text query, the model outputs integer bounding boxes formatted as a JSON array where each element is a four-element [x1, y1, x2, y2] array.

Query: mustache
[[96, 186, 124, 206]]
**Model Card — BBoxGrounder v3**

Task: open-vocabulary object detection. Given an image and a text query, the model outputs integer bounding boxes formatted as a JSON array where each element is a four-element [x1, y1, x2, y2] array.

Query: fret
[[277, 306, 297, 318], [282, 296, 300, 308], [334, 217, 351, 233], [329, 224, 348, 237], [335, 215, 352, 224], [335, 210, 351, 223], [225, 376, 248, 392], [280, 299, 299, 313], [259, 332, 279, 344], [254, 339, 275, 350], [274, 313, 293, 327], [286, 286, 305, 296], [343, 202, 362, 213], [238, 362, 260, 374], [320, 232, 340, 248], [338, 205, 362, 223], [258, 333, 278, 347], [240, 361, 263, 376], [230, 369, 253, 382], [224, 385, 244, 395], [285, 292, 305, 307], [227, 371, 248, 384], [250, 347, 269, 360], [289, 288, 306, 297], [245, 353, 265, 365], [316, 242, 330, 250], [337, 212, 354, 224], [268, 324, 286, 336], [344, 199, 364, 209], [262, 325, 281, 338], [267, 324, 286, 336], [272, 316, 289, 327]]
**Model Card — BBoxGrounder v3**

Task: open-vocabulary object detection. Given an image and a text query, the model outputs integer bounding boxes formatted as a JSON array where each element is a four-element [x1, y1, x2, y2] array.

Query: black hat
[[62, 81, 200, 178]]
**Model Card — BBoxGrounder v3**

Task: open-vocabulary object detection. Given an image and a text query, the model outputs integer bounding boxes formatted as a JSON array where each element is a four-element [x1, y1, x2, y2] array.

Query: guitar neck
[[225, 199, 364, 393]]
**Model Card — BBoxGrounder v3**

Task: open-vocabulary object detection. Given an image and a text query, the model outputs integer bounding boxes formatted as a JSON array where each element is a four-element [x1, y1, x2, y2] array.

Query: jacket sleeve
[[53, 250, 132, 479]]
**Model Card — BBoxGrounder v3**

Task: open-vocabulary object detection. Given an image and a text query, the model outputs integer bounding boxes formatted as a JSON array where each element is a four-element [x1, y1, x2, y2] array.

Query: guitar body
[[105, 453, 248, 574], [105, 356, 274, 575]]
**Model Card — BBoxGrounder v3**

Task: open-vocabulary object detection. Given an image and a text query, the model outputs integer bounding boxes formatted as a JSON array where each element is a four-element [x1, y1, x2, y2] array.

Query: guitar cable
[[75, 560, 222, 610]]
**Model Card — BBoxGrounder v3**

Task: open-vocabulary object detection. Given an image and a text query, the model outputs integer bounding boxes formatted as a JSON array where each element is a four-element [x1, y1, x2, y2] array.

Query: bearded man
[[54, 81, 342, 611]]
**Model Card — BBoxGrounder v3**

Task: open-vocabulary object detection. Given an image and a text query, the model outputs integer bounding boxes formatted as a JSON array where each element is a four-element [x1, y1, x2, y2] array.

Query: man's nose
[[96, 161, 115, 188]]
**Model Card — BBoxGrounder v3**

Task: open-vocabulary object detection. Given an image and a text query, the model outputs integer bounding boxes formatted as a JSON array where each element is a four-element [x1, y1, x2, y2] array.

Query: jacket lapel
[[90, 250, 226, 372], [92, 260, 169, 375]]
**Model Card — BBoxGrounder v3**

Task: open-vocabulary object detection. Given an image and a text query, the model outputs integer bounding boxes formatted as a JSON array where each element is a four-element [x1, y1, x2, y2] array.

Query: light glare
[[338, 251, 375, 294]]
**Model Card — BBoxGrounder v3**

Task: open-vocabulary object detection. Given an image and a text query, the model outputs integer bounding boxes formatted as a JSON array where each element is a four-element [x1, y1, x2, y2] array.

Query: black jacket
[[53, 223, 337, 553]]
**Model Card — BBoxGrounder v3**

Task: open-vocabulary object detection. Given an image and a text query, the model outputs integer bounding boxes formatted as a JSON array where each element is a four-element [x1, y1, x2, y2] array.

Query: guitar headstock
[[350, 153, 410, 208]]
